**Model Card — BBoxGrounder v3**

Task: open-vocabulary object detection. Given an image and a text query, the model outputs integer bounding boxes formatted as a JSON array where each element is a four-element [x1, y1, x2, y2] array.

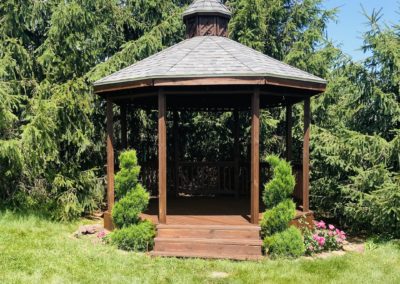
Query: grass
[[0, 211, 399, 284]]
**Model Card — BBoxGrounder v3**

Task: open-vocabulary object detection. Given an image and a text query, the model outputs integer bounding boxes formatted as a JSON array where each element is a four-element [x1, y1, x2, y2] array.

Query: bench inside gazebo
[[94, 0, 326, 260]]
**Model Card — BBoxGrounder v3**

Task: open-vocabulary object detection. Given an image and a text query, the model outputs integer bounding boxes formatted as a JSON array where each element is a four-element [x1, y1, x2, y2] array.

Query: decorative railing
[[140, 161, 279, 197]]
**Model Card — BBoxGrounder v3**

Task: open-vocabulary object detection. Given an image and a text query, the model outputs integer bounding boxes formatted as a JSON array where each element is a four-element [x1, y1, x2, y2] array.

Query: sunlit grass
[[0, 211, 399, 284]]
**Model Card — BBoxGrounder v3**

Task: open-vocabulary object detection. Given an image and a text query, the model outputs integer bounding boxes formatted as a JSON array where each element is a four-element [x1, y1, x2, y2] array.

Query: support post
[[105, 99, 115, 231], [302, 98, 311, 212], [251, 88, 260, 224], [285, 103, 293, 162], [158, 89, 167, 224], [173, 111, 179, 194], [120, 105, 128, 150], [233, 110, 240, 198]]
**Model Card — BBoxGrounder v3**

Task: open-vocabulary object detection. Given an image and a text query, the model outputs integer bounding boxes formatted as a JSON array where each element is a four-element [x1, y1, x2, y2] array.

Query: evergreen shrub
[[264, 226, 305, 258], [110, 221, 155, 251], [112, 184, 149, 228], [260, 198, 296, 237]]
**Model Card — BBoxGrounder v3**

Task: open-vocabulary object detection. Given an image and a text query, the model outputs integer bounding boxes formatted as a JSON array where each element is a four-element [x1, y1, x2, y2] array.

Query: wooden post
[[158, 89, 167, 224], [173, 111, 179, 194], [233, 110, 240, 198], [250, 88, 260, 224], [302, 98, 311, 212], [120, 105, 128, 150], [105, 99, 115, 231], [286, 104, 293, 162]]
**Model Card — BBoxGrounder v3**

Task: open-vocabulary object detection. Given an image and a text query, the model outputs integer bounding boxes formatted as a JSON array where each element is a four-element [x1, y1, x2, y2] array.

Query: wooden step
[[156, 224, 260, 239], [150, 250, 264, 261], [154, 237, 262, 256]]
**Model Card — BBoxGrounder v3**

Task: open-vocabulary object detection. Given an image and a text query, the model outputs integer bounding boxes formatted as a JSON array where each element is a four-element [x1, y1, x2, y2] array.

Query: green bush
[[112, 150, 150, 229], [264, 226, 305, 258], [115, 150, 141, 198], [260, 199, 296, 237], [110, 221, 155, 252], [263, 155, 295, 208], [112, 184, 149, 228]]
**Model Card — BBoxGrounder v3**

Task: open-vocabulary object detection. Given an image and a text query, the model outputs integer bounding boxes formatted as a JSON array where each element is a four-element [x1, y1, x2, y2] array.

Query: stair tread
[[157, 224, 261, 230], [150, 250, 263, 260], [155, 237, 262, 245]]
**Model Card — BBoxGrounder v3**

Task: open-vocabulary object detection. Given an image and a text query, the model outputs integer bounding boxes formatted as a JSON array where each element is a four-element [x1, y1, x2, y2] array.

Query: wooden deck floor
[[141, 196, 311, 226]]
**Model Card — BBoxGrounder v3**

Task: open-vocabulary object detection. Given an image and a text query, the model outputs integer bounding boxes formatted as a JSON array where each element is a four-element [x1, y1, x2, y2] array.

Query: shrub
[[264, 226, 305, 258], [263, 155, 295, 208], [260, 199, 296, 237], [112, 150, 150, 229], [115, 150, 141, 198], [112, 184, 149, 228], [303, 220, 347, 255], [110, 221, 155, 252]]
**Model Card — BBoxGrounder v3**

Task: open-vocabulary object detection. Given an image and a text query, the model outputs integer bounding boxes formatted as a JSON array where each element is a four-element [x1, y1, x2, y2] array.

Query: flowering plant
[[303, 220, 346, 255]]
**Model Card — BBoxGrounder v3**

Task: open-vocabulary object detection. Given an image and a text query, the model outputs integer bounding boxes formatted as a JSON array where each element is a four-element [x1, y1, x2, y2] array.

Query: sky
[[324, 0, 398, 61]]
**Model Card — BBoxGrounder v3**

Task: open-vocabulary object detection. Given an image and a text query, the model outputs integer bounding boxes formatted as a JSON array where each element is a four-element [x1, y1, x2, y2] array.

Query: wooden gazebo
[[94, 0, 326, 259]]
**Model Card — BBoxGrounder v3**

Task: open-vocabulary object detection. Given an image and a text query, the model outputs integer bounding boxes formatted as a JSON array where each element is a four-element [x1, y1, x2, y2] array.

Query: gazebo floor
[[141, 196, 312, 226]]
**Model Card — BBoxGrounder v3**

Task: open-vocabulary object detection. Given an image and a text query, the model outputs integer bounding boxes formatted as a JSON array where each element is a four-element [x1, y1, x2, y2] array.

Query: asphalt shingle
[[94, 36, 327, 87]]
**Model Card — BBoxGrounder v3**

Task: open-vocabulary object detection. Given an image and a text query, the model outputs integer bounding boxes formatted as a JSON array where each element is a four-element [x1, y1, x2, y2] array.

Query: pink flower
[[328, 231, 334, 237], [97, 230, 106, 239], [313, 234, 320, 241], [316, 220, 326, 229], [308, 245, 314, 251], [318, 237, 326, 246], [328, 224, 335, 230]]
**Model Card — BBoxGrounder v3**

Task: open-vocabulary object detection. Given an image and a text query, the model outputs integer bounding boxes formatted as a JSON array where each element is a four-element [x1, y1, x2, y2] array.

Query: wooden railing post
[[105, 99, 115, 230], [251, 88, 260, 224], [158, 89, 167, 224], [302, 98, 310, 212]]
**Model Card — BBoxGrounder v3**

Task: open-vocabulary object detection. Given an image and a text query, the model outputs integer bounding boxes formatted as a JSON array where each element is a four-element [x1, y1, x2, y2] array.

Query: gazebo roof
[[182, 0, 231, 18], [94, 36, 326, 89]]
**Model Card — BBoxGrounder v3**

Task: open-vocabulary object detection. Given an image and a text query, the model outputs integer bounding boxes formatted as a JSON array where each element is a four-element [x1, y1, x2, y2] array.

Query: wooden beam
[[250, 88, 260, 224], [94, 76, 326, 94], [105, 99, 115, 230], [158, 89, 167, 224], [286, 104, 293, 162], [233, 110, 240, 198], [302, 98, 311, 212], [120, 105, 128, 150], [173, 111, 180, 194]]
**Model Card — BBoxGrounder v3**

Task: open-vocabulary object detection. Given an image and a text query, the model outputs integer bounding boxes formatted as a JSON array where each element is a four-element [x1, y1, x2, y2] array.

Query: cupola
[[182, 0, 231, 38]]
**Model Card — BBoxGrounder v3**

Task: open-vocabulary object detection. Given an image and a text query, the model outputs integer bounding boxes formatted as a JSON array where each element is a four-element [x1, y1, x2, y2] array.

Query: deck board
[[141, 196, 311, 226]]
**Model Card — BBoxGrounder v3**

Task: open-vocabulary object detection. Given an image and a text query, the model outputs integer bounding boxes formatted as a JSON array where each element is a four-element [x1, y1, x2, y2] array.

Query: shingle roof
[[94, 36, 327, 87], [182, 0, 231, 18]]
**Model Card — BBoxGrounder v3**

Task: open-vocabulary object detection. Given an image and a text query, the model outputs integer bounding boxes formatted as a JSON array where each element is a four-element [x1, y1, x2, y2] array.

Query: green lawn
[[0, 212, 399, 284]]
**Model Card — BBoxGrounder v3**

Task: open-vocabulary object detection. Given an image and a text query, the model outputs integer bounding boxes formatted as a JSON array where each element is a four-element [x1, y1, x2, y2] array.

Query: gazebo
[[94, 0, 326, 259]]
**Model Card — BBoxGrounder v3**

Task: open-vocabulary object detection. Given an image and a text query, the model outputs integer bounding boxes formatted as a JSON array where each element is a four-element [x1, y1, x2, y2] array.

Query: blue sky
[[324, 0, 398, 61]]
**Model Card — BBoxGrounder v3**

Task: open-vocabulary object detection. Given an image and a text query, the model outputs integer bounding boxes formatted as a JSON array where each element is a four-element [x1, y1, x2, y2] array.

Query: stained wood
[[120, 105, 127, 149], [94, 76, 326, 94], [302, 98, 311, 212], [106, 100, 115, 230], [286, 104, 293, 161], [184, 14, 229, 38], [250, 88, 260, 224], [158, 89, 167, 223], [141, 196, 312, 226]]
